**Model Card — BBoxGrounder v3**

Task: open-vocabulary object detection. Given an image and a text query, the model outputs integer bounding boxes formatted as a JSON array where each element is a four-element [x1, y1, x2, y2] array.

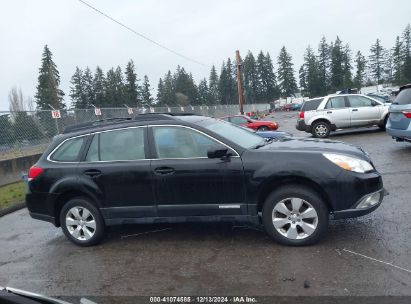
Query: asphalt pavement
[[0, 111, 410, 298]]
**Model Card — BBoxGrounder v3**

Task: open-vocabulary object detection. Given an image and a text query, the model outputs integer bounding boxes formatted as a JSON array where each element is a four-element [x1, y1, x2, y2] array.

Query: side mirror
[[207, 147, 229, 159]]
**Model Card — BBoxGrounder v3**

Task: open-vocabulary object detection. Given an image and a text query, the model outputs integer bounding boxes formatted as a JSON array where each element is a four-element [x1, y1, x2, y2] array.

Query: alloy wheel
[[272, 197, 318, 240], [314, 124, 328, 137], [65, 206, 96, 241]]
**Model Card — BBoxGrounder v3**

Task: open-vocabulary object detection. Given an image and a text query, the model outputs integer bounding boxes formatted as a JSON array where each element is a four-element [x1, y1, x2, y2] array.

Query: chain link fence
[[0, 103, 270, 160]]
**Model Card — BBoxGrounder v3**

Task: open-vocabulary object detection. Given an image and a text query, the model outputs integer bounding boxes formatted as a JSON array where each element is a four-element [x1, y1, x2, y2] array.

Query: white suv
[[296, 94, 390, 138]]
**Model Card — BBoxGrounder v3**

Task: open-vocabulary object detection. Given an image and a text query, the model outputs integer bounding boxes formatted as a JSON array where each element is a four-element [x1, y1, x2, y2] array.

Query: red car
[[220, 115, 279, 131]]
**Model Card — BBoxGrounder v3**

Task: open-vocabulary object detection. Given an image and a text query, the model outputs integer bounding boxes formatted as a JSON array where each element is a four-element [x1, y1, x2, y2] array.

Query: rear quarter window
[[50, 136, 86, 162], [395, 88, 411, 105], [301, 98, 323, 111]]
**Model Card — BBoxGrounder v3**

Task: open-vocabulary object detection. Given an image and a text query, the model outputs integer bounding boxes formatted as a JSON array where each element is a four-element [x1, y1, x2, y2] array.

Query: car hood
[[258, 137, 369, 159]]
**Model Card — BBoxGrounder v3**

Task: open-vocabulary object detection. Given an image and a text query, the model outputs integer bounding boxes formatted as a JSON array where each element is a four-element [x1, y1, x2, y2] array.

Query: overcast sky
[[0, 0, 409, 110]]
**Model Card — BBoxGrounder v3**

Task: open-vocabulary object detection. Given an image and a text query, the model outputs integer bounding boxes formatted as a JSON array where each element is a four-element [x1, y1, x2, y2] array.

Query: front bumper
[[331, 188, 387, 220]]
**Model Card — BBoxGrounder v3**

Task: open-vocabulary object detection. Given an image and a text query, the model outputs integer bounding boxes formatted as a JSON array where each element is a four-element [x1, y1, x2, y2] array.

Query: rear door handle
[[154, 167, 175, 175], [327, 111, 332, 114], [83, 169, 102, 178], [352, 109, 358, 112]]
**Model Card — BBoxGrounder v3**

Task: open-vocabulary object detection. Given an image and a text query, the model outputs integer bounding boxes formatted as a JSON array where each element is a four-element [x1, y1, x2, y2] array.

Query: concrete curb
[[0, 202, 26, 218]]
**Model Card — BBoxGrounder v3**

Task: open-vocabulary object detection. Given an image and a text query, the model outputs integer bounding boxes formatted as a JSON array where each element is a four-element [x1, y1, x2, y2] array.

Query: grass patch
[[0, 182, 26, 210]]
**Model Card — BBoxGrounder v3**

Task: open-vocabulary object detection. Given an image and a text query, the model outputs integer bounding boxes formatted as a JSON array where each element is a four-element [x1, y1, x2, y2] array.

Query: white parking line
[[343, 248, 411, 274]]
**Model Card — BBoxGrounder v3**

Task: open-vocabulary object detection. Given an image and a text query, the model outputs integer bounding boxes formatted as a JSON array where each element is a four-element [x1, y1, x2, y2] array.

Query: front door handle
[[83, 169, 101, 178], [154, 167, 175, 175], [352, 109, 358, 112], [327, 111, 332, 114]]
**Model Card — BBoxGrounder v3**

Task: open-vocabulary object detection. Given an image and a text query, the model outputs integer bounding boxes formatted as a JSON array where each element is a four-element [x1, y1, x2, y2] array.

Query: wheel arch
[[257, 176, 332, 214], [54, 190, 99, 227]]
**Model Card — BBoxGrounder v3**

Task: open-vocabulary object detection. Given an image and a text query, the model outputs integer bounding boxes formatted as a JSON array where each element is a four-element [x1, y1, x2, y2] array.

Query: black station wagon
[[26, 114, 385, 246]]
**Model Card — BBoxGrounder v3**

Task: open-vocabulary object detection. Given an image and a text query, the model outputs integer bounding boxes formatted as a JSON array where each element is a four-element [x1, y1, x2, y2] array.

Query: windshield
[[196, 119, 263, 149]]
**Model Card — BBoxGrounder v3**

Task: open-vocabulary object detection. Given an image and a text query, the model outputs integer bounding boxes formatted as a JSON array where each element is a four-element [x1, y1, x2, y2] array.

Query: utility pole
[[236, 50, 245, 115]]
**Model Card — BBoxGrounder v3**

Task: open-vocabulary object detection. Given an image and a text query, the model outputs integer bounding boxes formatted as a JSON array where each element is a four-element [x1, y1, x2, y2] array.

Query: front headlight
[[323, 153, 374, 173]]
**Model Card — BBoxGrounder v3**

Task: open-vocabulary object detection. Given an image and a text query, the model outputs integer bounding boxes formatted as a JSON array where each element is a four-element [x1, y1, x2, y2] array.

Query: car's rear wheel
[[258, 126, 269, 131], [262, 185, 329, 246], [60, 197, 106, 246], [311, 121, 330, 138]]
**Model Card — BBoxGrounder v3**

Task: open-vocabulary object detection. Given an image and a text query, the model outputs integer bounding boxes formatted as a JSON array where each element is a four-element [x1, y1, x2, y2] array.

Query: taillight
[[299, 111, 305, 119], [28, 166, 43, 181], [402, 111, 411, 118]]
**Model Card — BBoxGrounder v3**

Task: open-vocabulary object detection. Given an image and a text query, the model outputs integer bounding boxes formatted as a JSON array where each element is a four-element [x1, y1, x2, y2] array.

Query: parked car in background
[[386, 84, 411, 143], [296, 94, 389, 138], [282, 104, 293, 112], [26, 113, 385, 246], [366, 93, 391, 104], [220, 114, 278, 131], [292, 103, 302, 111]]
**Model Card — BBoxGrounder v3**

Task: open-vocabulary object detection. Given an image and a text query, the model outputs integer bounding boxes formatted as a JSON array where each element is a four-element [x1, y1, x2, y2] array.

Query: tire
[[60, 197, 106, 246], [311, 121, 331, 138], [379, 116, 388, 131], [262, 185, 329, 246], [258, 126, 269, 131]]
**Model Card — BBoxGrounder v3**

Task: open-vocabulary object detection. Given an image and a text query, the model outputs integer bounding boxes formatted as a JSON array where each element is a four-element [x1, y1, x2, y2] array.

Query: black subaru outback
[[26, 114, 385, 246]]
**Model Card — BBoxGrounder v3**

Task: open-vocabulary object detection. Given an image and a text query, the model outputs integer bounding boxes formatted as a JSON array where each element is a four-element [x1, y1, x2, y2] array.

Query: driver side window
[[152, 126, 222, 159]]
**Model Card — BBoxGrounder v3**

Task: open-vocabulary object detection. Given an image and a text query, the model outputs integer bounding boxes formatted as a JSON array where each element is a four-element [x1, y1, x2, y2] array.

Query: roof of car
[[62, 113, 207, 135], [399, 84, 411, 91]]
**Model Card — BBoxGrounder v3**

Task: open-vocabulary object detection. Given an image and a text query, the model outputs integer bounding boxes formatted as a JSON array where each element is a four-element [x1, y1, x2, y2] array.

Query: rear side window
[[395, 88, 411, 105], [301, 99, 323, 111], [230, 116, 249, 125], [86, 128, 145, 161], [51, 137, 86, 162], [325, 96, 347, 109]]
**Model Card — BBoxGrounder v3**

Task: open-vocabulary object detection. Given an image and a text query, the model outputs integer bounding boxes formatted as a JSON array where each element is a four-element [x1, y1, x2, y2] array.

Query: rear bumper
[[386, 127, 411, 142], [331, 188, 386, 220], [26, 192, 59, 226], [296, 119, 310, 132]]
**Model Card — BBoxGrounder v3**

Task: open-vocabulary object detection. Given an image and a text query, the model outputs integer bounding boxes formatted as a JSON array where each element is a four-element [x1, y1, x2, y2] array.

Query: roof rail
[[63, 117, 133, 134]]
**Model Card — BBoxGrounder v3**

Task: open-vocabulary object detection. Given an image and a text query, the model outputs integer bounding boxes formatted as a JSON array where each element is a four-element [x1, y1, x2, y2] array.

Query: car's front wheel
[[60, 197, 106, 246], [262, 185, 329, 246], [311, 121, 330, 138]]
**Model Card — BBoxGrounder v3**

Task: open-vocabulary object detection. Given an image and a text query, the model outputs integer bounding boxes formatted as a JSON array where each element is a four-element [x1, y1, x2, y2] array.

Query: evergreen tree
[[141, 75, 154, 107], [124, 60, 141, 106], [226, 58, 237, 104], [105, 68, 118, 107], [392, 36, 403, 85], [161, 71, 176, 106], [35, 45, 65, 109], [342, 44, 353, 88], [218, 62, 231, 104], [369, 39, 386, 84], [317, 36, 330, 95], [13, 112, 42, 141], [93, 66, 106, 107], [330, 37, 345, 91], [174, 66, 198, 105], [197, 78, 209, 105], [157, 78, 164, 105], [113, 66, 126, 106], [300, 46, 320, 97], [259, 52, 279, 101], [402, 24, 411, 82], [83, 67, 94, 107], [208, 65, 219, 105], [299, 65, 307, 95], [243, 51, 259, 103], [354, 51, 367, 88], [69, 67, 86, 108], [277, 46, 297, 97]]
